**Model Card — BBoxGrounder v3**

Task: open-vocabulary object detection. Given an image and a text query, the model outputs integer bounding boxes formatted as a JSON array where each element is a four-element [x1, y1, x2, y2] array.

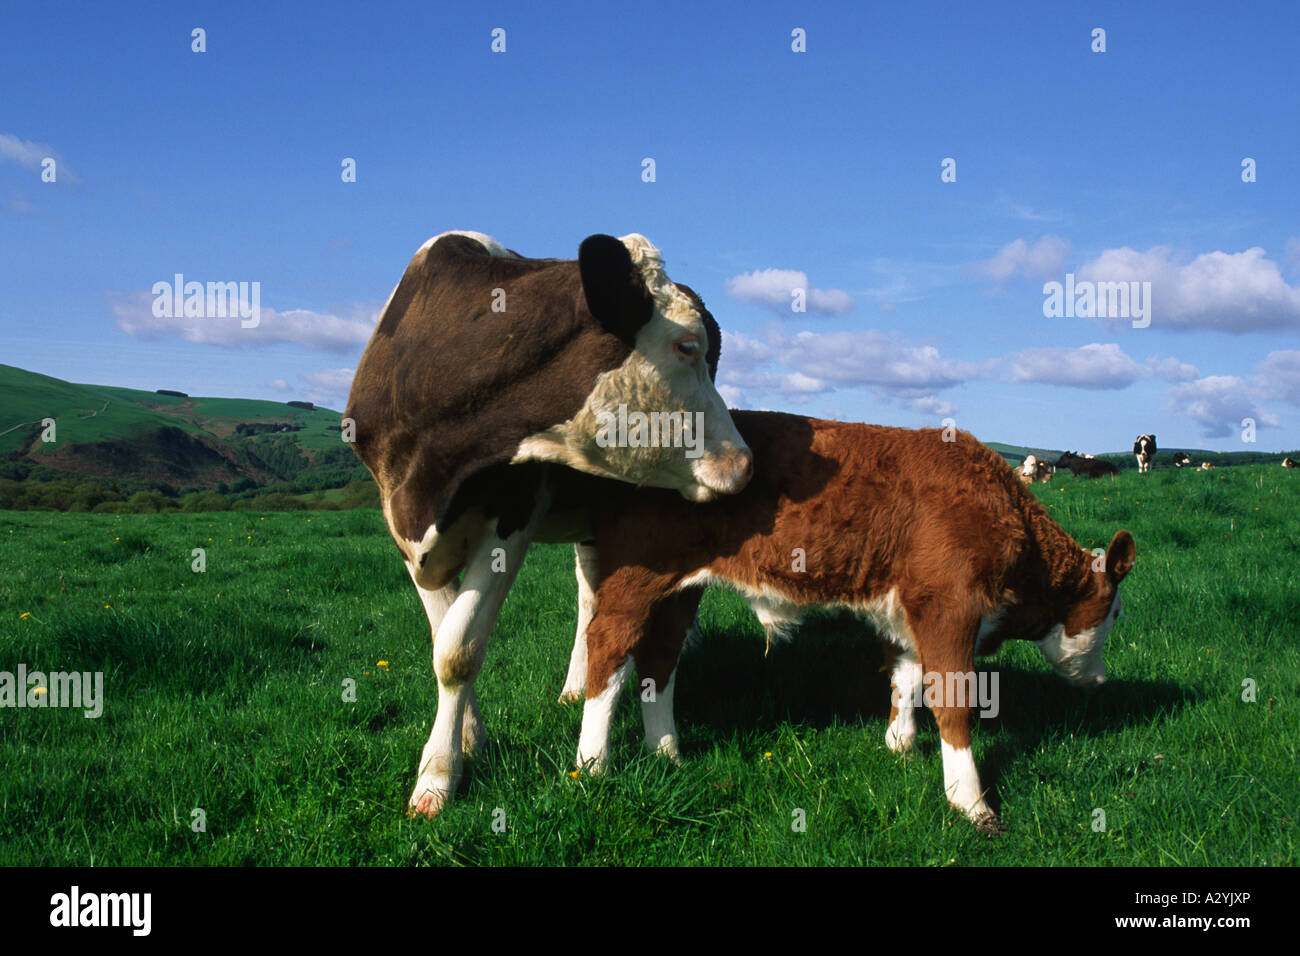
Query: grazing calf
[[1133, 434, 1157, 473], [575, 412, 1136, 833], [1172, 452, 1192, 468]]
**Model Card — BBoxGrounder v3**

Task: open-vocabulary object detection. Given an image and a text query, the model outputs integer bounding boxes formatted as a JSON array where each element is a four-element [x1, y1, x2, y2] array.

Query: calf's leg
[[635, 587, 703, 763], [913, 607, 1003, 833]]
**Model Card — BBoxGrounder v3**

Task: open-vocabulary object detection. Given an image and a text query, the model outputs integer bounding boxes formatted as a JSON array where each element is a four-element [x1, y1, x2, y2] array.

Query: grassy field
[[1, 465, 1296, 865]]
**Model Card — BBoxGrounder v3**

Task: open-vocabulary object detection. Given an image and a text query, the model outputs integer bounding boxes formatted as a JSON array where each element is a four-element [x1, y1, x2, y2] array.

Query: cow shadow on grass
[[672, 607, 1194, 806]]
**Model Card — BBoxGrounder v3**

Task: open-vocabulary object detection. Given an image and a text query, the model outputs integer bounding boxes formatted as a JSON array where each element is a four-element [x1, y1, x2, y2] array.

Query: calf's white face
[[515, 234, 752, 501], [1036, 591, 1120, 686]]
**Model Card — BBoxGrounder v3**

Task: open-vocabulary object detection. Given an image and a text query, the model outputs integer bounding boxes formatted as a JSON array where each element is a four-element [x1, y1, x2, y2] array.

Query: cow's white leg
[[559, 543, 597, 704], [640, 665, 680, 762], [408, 577, 486, 755], [886, 652, 923, 753], [409, 520, 534, 818], [576, 658, 634, 774], [941, 740, 994, 822]]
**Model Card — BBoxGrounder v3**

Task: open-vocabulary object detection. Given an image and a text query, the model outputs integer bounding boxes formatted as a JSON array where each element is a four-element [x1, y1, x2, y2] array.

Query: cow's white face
[[1036, 591, 1120, 686], [514, 234, 752, 501]]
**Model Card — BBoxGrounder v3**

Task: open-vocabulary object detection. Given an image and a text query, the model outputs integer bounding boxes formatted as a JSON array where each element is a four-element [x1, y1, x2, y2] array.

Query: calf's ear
[[579, 234, 653, 346], [1105, 530, 1136, 582]]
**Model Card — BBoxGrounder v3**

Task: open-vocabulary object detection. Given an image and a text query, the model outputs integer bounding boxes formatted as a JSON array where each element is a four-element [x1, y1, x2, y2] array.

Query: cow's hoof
[[408, 778, 454, 818], [884, 722, 915, 754], [557, 687, 583, 705], [973, 811, 1006, 836]]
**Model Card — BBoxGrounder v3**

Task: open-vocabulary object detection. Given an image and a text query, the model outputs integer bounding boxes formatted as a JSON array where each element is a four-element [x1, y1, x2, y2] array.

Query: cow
[[1200, 461, 1215, 471], [1055, 451, 1119, 478], [1015, 455, 1054, 485], [1133, 434, 1157, 473], [567, 412, 1136, 833], [1282, 458, 1296, 468], [344, 230, 753, 817], [1172, 452, 1192, 468]]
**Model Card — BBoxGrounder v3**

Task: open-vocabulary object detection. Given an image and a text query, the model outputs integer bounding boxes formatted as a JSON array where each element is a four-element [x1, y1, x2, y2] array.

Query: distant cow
[[1172, 452, 1192, 468], [1016, 455, 1053, 484], [1055, 451, 1119, 478], [1200, 462, 1215, 471], [567, 413, 1136, 833], [1133, 434, 1157, 473], [345, 230, 753, 817], [1283, 458, 1297, 468]]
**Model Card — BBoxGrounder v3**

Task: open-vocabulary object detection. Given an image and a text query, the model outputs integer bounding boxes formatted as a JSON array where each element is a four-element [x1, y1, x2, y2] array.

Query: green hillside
[[0, 364, 365, 494]]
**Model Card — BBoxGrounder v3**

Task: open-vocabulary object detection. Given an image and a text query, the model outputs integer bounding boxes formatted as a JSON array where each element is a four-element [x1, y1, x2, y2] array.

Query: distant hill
[[0, 364, 366, 494]]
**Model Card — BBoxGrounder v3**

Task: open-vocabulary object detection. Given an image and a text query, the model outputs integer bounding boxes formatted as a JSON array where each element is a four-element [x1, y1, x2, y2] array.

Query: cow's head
[[1036, 530, 1136, 686], [514, 233, 752, 501]]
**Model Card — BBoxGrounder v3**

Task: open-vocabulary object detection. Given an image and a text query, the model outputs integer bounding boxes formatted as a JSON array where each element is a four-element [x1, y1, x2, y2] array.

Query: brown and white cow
[[1016, 454, 1053, 485], [345, 230, 752, 816], [1282, 458, 1296, 468], [567, 411, 1136, 832]]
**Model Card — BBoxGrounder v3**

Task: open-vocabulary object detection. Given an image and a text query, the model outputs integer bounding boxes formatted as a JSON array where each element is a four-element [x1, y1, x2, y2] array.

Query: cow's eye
[[674, 338, 701, 362]]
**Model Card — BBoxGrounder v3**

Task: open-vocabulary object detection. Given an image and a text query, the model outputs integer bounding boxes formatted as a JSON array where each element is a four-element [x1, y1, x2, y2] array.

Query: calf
[[574, 412, 1135, 833], [1282, 458, 1296, 468], [1200, 461, 1215, 471], [1133, 434, 1157, 473], [1172, 452, 1192, 468]]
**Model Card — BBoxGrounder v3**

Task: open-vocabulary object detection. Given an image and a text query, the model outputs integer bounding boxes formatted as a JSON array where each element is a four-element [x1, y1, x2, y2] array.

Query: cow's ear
[[579, 234, 653, 344], [1105, 530, 1136, 582]]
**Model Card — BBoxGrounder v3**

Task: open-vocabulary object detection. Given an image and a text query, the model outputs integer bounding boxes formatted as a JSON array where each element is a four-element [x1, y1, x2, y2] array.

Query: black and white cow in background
[[1055, 451, 1119, 478], [1133, 434, 1157, 472], [1172, 451, 1192, 468], [345, 230, 752, 817]]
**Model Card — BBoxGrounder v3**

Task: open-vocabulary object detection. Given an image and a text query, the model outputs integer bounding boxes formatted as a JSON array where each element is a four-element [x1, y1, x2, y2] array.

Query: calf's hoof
[[557, 687, 583, 705], [407, 773, 456, 818], [973, 811, 1006, 836], [884, 722, 915, 754]]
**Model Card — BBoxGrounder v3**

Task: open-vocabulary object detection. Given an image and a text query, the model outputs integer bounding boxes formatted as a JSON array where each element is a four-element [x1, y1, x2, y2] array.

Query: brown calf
[[572, 411, 1135, 832]]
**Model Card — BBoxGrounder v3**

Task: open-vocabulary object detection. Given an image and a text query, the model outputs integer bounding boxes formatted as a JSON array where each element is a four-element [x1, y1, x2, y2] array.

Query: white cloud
[[1255, 350, 1300, 405], [299, 368, 355, 402], [1077, 245, 1300, 333], [715, 327, 977, 415], [724, 268, 854, 316], [1165, 375, 1280, 439], [977, 235, 1070, 282], [1004, 343, 1200, 390], [0, 132, 78, 183], [110, 289, 377, 352], [267, 379, 291, 392]]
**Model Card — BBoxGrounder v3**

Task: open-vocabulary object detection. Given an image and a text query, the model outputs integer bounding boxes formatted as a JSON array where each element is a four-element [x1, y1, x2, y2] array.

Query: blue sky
[[3, 0, 1299, 452]]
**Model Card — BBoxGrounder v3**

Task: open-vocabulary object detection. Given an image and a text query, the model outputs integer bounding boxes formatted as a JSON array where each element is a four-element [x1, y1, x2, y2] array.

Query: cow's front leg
[[408, 519, 534, 818], [923, 639, 1002, 834], [884, 643, 923, 754], [559, 543, 598, 704]]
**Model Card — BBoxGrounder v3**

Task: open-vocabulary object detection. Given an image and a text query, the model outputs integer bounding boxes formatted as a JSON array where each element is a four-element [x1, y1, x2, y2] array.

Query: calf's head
[[515, 233, 752, 501], [1035, 530, 1136, 686]]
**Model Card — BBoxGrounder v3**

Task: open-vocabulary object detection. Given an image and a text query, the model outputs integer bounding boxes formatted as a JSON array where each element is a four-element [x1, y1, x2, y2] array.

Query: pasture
[[0, 465, 1296, 865]]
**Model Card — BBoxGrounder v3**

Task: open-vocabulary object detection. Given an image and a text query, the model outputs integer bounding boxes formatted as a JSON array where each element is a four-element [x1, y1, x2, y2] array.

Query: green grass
[[0, 466, 1296, 865]]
